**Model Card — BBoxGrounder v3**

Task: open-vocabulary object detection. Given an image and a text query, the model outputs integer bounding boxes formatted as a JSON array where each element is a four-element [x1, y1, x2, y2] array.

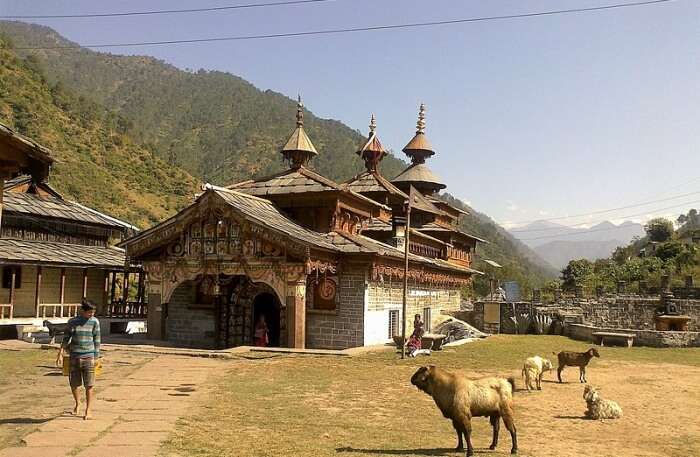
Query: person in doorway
[[254, 314, 269, 347], [56, 299, 101, 420]]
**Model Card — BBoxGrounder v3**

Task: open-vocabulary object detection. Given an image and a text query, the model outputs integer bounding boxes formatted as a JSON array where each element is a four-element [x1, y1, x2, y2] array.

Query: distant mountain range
[[509, 220, 645, 270]]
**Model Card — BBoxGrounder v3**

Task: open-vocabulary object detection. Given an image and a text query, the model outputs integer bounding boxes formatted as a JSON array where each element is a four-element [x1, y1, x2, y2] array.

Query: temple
[[122, 101, 485, 349]]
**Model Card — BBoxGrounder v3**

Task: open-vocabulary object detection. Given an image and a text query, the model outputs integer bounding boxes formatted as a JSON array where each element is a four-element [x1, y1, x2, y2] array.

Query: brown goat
[[411, 366, 518, 456], [556, 348, 600, 383]]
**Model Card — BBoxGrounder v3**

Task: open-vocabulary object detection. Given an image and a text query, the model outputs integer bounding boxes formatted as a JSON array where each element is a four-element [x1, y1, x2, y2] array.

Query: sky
[[2, 0, 699, 232]]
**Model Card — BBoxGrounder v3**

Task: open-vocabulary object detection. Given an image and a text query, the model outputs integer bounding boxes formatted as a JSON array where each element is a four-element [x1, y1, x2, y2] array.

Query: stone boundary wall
[[305, 270, 365, 350], [579, 297, 700, 332], [567, 323, 700, 348]]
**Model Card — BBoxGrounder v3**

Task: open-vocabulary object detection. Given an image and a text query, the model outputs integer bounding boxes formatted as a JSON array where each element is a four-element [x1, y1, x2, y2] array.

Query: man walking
[[56, 299, 101, 420]]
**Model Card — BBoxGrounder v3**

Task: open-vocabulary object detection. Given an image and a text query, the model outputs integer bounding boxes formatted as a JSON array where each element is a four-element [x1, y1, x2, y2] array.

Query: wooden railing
[[0, 304, 13, 319], [37, 303, 81, 319], [104, 300, 147, 319]]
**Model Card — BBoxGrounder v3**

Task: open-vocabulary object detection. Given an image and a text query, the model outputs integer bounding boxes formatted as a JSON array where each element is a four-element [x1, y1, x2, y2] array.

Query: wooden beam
[[59, 267, 66, 317], [34, 266, 42, 318], [102, 270, 109, 314], [110, 271, 117, 305], [122, 269, 130, 303], [82, 268, 88, 300], [9, 267, 16, 319]]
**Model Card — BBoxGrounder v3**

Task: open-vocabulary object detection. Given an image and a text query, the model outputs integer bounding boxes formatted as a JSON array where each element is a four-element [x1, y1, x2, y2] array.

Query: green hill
[[0, 21, 406, 185], [0, 21, 556, 288], [0, 38, 198, 228]]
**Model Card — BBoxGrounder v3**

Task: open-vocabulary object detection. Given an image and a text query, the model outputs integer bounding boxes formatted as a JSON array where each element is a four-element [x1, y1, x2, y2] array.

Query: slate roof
[[2, 191, 135, 230], [331, 232, 481, 275], [0, 122, 53, 165], [418, 222, 488, 244], [0, 238, 125, 268], [124, 185, 479, 276], [212, 187, 338, 251], [228, 167, 389, 210], [229, 167, 336, 195], [344, 171, 407, 197]]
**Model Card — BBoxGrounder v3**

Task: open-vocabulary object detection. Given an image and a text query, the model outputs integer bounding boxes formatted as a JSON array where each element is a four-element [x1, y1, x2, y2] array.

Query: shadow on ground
[[336, 447, 472, 456], [0, 417, 52, 425]]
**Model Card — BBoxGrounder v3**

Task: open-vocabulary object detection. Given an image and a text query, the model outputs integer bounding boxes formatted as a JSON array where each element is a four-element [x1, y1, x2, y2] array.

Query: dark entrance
[[252, 292, 281, 347]]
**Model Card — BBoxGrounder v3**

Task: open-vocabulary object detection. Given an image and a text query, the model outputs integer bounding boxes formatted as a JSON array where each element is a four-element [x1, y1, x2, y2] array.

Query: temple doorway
[[252, 292, 281, 347]]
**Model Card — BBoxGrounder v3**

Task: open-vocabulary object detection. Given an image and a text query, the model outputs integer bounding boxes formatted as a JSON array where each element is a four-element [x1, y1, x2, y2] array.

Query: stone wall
[[364, 276, 461, 345], [579, 297, 700, 332], [306, 269, 365, 350], [567, 323, 700, 348], [166, 280, 216, 348]]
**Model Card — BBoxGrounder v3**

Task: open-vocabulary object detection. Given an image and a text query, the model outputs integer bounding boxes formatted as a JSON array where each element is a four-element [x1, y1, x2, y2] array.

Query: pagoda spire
[[402, 103, 435, 165], [281, 95, 318, 169], [356, 113, 385, 173]]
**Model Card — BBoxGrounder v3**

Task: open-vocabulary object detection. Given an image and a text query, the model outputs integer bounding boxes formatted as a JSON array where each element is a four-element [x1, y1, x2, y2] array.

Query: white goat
[[521, 355, 553, 391], [583, 385, 623, 420]]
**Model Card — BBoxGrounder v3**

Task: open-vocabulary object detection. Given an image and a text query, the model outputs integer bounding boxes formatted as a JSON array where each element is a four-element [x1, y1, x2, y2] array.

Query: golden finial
[[296, 94, 304, 127], [369, 113, 376, 134], [416, 103, 426, 134]]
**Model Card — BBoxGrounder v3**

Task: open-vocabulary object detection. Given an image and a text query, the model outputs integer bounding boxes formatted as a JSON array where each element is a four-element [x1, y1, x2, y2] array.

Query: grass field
[[162, 336, 700, 457]]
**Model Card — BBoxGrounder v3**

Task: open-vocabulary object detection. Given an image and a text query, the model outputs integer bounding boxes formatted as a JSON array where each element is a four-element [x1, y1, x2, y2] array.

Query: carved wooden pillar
[[286, 278, 306, 349]]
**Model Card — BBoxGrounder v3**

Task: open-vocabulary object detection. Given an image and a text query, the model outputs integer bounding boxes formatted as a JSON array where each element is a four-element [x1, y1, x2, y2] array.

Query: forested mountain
[[0, 21, 406, 185], [0, 21, 556, 288], [0, 38, 198, 228]]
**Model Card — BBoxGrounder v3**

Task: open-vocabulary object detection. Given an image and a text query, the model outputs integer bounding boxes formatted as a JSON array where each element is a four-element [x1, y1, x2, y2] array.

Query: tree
[[654, 241, 683, 262], [561, 259, 594, 291], [644, 218, 674, 242]]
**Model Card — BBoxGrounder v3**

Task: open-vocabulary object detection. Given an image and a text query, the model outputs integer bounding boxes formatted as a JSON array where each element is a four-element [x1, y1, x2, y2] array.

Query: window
[[388, 310, 399, 338], [423, 307, 432, 333], [2, 266, 21, 289]]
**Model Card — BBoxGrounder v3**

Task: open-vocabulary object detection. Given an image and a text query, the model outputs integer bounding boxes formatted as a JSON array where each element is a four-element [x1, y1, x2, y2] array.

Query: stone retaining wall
[[567, 323, 700, 348]]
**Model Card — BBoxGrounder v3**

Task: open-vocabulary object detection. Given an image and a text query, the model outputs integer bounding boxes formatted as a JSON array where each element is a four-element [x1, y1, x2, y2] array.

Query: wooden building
[[122, 101, 484, 349], [0, 123, 138, 325]]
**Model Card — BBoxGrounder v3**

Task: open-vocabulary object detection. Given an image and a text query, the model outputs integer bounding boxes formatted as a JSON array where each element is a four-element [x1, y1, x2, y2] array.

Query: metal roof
[[0, 238, 125, 268]]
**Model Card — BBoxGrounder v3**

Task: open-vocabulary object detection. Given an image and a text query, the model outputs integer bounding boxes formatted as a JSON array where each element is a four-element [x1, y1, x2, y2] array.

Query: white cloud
[[506, 200, 518, 212]]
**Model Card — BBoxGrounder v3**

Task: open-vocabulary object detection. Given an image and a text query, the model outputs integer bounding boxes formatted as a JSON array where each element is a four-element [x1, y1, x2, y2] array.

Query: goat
[[43, 320, 69, 344], [556, 348, 600, 383], [521, 356, 553, 391], [583, 385, 622, 420], [411, 365, 518, 456]]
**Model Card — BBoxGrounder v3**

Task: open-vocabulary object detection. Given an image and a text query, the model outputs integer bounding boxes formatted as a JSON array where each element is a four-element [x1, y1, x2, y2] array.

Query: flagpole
[[401, 196, 412, 359]]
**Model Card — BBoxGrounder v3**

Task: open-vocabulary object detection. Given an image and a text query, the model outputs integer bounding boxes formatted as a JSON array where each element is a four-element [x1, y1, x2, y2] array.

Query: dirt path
[[0, 354, 223, 457]]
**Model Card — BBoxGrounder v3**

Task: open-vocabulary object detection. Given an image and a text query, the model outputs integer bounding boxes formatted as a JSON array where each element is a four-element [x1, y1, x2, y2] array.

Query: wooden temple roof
[[3, 187, 136, 231], [418, 222, 488, 244], [392, 163, 446, 190], [0, 238, 125, 268], [228, 166, 390, 210], [343, 171, 403, 195], [0, 122, 53, 182], [123, 185, 481, 276]]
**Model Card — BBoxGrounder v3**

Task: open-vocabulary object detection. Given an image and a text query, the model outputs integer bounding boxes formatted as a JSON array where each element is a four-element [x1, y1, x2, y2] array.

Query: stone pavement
[[0, 355, 224, 457]]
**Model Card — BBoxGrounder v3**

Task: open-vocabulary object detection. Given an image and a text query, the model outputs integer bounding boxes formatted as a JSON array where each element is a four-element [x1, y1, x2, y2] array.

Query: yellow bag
[[95, 359, 102, 377], [61, 354, 70, 376]]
